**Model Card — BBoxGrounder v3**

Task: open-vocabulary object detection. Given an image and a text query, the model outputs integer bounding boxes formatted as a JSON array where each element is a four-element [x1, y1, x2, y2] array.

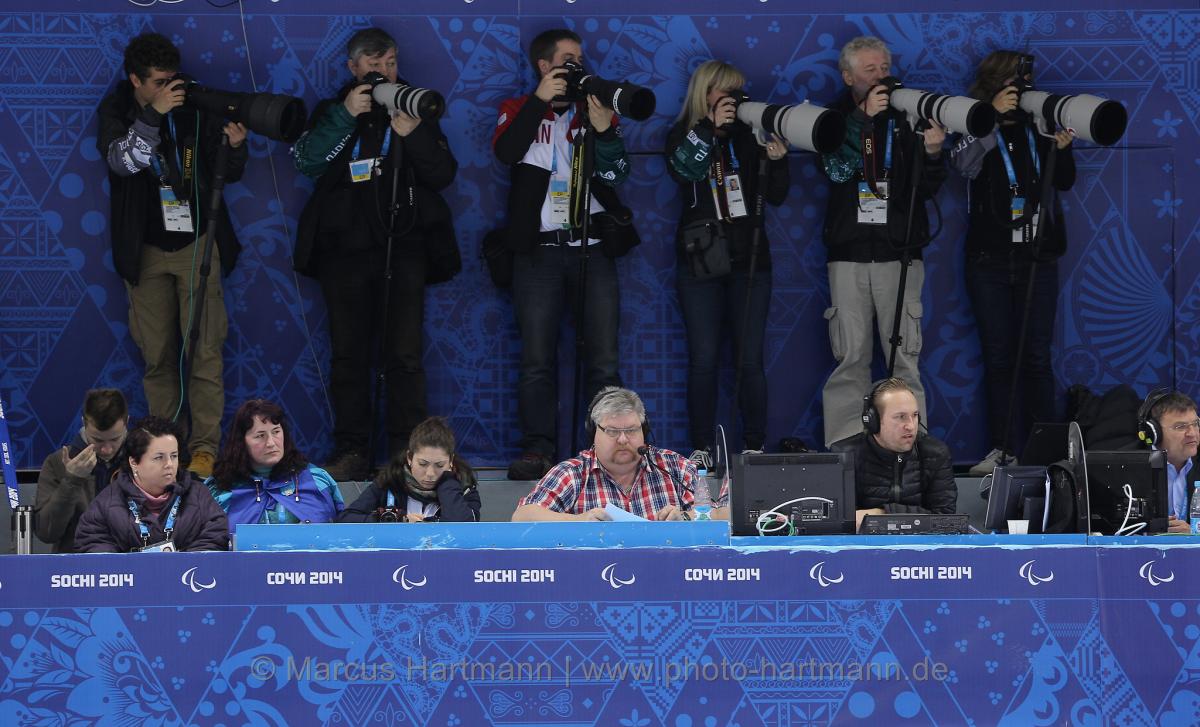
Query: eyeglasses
[[1169, 419, 1200, 433], [596, 423, 642, 440]]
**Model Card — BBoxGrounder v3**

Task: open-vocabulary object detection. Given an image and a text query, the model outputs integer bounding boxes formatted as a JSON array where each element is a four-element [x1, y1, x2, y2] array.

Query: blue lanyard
[[149, 114, 184, 183], [996, 126, 1040, 190], [386, 489, 396, 507], [352, 125, 391, 162], [882, 118, 894, 173], [549, 105, 575, 177], [127, 495, 180, 545]]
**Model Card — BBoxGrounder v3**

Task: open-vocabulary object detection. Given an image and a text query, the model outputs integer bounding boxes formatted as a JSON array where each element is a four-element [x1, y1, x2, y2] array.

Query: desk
[[1, 529, 1197, 725]]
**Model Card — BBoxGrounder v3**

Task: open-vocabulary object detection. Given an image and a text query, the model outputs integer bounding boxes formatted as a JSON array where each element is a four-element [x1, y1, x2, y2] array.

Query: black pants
[[318, 245, 427, 459]]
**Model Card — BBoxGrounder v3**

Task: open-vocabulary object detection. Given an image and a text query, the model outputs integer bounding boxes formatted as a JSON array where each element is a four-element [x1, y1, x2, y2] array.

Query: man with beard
[[512, 387, 702, 521]]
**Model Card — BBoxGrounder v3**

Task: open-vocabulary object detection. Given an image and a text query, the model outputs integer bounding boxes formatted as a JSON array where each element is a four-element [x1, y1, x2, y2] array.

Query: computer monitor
[[983, 465, 1050, 533], [1081, 449, 1168, 535], [730, 452, 855, 536]]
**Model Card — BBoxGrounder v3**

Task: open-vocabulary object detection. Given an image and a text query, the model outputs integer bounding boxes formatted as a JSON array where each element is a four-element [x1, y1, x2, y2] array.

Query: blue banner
[[2, 544, 1199, 724], [0, 394, 18, 510]]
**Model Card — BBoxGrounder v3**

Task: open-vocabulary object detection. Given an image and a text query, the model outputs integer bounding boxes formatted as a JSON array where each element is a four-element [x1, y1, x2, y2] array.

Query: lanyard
[[881, 118, 894, 173], [386, 489, 396, 507], [127, 495, 180, 546], [996, 126, 1040, 191], [352, 125, 392, 162], [149, 114, 185, 184]]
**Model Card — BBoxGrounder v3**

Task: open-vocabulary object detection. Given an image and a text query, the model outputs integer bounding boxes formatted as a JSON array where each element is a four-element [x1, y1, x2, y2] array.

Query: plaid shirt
[[519, 446, 699, 519]]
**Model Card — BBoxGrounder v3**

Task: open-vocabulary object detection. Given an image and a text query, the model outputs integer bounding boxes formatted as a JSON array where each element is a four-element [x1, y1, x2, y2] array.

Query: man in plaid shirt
[[512, 387, 706, 521]]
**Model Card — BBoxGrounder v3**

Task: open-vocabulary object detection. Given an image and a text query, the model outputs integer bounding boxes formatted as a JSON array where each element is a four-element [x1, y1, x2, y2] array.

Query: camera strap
[[569, 117, 589, 228], [708, 143, 747, 221], [860, 117, 894, 198]]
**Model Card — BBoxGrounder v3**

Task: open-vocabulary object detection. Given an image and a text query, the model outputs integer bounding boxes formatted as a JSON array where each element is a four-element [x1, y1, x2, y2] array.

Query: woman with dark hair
[[207, 399, 344, 525], [664, 60, 790, 467], [75, 416, 228, 552], [338, 417, 480, 522], [949, 50, 1075, 476]]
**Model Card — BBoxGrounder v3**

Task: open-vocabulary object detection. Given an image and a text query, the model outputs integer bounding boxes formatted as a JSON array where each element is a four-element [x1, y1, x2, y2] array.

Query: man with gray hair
[[512, 387, 705, 521], [292, 26, 458, 480], [819, 36, 947, 447]]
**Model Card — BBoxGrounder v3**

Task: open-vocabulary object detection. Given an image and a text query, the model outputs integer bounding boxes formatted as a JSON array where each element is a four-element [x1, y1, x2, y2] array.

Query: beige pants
[[126, 241, 227, 456]]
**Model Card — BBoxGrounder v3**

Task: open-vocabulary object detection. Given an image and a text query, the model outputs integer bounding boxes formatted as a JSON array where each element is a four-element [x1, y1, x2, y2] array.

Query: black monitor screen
[[730, 452, 855, 536], [1082, 450, 1168, 535], [983, 465, 1049, 533]]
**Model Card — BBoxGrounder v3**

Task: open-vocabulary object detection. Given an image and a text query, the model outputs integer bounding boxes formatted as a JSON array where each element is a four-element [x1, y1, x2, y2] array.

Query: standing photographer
[[492, 29, 633, 481], [819, 36, 946, 448], [950, 51, 1075, 475], [97, 32, 248, 479], [292, 27, 458, 481], [665, 61, 790, 464]]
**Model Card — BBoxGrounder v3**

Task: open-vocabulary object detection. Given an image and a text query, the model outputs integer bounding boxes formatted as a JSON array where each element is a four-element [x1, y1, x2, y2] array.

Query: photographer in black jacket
[[292, 27, 458, 480], [831, 377, 957, 529], [97, 32, 248, 479], [950, 50, 1075, 476]]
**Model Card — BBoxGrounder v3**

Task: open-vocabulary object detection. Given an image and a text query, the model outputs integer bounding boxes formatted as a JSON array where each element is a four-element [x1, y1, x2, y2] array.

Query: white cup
[[1007, 519, 1030, 535]]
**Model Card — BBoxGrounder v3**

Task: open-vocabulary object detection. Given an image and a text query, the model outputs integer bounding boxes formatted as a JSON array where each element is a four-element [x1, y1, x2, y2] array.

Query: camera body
[[374, 507, 404, 523], [552, 61, 656, 121], [165, 72, 307, 143]]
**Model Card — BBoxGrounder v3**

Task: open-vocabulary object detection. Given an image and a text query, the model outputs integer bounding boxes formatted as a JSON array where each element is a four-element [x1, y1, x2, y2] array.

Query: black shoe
[[323, 450, 370, 482], [507, 452, 552, 481]]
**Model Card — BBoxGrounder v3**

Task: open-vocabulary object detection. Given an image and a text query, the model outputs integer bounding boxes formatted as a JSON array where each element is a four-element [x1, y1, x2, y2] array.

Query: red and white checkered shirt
[[519, 446, 699, 519]]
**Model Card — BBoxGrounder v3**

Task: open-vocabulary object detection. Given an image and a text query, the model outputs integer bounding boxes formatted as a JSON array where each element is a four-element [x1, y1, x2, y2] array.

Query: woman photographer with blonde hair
[[666, 60, 791, 467]]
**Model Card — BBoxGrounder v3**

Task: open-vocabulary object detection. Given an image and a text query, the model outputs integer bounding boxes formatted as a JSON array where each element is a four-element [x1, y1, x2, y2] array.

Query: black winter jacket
[[75, 472, 229, 552], [832, 432, 957, 514], [338, 471, 481, 523], [97, 80, 248, 284], [291, 83, 458, 276], [665, 119, 790, 271], [949, 117, 1076, 260], [819, 91, 947, 263]]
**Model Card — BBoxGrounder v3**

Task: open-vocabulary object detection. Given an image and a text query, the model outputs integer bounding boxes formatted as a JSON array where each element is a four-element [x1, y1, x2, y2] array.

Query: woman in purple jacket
[[75, 416, 229, 552]]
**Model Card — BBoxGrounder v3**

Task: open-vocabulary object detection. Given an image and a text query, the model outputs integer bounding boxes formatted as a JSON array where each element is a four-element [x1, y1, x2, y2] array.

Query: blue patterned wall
[[0, 1, 1195, 466]]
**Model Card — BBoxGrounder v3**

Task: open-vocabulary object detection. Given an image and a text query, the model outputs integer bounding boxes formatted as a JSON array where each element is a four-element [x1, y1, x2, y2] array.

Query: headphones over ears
[[1137, 387, 1174, 448], [861, 379, 890, 435], [584, 387, 652, 443]]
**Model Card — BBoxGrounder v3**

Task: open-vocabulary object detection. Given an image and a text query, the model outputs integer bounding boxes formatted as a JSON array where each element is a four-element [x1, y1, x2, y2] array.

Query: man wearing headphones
[[1137, 390, 1200, 533], [831, 377, 957, 529], [512, 387, 703, 521]]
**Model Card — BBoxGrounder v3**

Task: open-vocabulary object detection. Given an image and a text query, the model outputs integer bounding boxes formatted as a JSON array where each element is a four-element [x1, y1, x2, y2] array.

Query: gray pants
[[822, 260, 927, 446]]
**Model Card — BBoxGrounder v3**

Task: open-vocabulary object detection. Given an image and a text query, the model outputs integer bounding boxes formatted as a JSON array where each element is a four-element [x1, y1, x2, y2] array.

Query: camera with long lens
[[879, 76, 996, 138], [1018, 89, 1126, 146], [736, 97, 847, 154], [168, 73, 307, 143], [374, 507, 403, 523], [361, 71, 445, 121], [555, 61, 656, 121]]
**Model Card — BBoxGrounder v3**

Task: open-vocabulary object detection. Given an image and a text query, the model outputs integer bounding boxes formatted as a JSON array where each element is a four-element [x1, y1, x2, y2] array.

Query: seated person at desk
[[512, 387, 703, 521], [35, 388, 129, 553], [831, 377, 957, 529], [1137, 389, 1200, 533], [339, 417, 481, 522], [75, 416, 228, 552], [207, 399, 344, 525]]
